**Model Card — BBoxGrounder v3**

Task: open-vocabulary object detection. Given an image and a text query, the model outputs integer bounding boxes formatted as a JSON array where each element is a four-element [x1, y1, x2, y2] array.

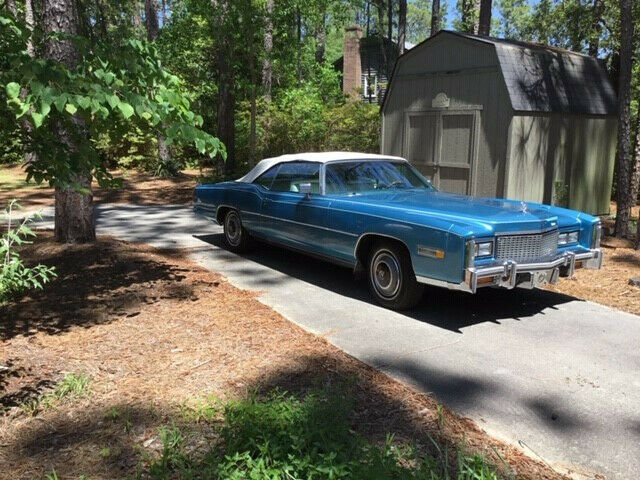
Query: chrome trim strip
[[415, 275, 473, 293], [354, 233, 413, 260], [494, 225, 558, 236], [240, 210, 359, 237]]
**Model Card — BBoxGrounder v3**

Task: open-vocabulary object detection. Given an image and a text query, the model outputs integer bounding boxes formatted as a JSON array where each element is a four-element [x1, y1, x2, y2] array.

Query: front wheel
[[367, 241, 423, 310], [223, 209, 253, 253]]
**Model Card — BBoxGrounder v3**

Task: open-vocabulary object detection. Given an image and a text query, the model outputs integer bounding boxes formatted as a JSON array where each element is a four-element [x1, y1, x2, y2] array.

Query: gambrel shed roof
[[385, 31, 617, 116]]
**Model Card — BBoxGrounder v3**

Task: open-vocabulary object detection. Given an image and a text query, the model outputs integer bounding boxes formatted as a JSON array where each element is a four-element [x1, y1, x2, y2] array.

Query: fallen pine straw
[[546, 243, 640, 316], [0, 232, 569, 479]]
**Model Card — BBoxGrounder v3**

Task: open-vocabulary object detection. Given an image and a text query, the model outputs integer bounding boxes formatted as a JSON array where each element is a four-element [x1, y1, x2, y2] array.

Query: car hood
[[330, 190, 581, 236]]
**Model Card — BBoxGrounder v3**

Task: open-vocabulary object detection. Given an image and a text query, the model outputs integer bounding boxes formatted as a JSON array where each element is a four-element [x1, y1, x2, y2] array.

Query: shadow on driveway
[[193, 233, 578, 333]]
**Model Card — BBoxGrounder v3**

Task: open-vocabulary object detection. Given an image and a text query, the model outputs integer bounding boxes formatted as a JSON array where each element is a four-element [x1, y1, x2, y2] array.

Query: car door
[[259, 162, 330, 252]]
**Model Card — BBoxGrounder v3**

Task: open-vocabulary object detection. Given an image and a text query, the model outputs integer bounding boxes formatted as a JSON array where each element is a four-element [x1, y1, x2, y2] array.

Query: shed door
[[404, 110, 479, 194]]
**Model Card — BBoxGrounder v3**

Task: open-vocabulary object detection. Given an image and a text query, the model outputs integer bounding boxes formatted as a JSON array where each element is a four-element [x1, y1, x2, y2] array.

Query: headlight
[[558, 231, 579, 246], [591, 223, 602, 248], [474, 241, 493, 257]]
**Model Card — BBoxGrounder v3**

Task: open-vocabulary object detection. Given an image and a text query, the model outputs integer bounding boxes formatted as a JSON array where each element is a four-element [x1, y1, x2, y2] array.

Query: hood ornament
[[520, 201, 528, 213]]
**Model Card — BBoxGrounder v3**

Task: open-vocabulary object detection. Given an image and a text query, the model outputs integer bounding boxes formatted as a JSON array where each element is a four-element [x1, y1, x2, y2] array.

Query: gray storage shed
[[381, 30, 617, 215]]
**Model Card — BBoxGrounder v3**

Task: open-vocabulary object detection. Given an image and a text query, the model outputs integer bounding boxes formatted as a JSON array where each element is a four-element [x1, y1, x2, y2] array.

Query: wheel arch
[[215, 205, 237, 225], [354, 233, 415, 272]]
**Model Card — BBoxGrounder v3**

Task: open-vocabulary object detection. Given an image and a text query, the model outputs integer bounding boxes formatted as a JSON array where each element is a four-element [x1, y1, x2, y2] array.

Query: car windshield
[[325, 161, 434, 195]]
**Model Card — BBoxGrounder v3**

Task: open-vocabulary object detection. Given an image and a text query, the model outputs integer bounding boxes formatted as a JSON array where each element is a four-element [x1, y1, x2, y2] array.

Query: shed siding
[[382, 31, 617, 215], [382, 68, 511, 197], [506, 114, 616, 215]]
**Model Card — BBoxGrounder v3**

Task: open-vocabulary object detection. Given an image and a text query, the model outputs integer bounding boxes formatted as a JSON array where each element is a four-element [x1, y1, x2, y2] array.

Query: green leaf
[[6, 82, 20, 99], [40, 101, 51, 117], [53, 94, 67, 112], [15, 103, 29, 119], [117, 102, 134, 119], [65, 103, 77, 115], [106, 94, 119, 109], [76, 96, 91, 110], [90, 99, 101, 114], [194, 138, 206, 154], [31, 112, 44, 128]]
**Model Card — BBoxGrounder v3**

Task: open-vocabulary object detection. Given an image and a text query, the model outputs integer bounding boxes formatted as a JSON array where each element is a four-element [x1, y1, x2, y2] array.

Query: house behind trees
[[335, 26, 414, 104], [381, 31, 617, 215]]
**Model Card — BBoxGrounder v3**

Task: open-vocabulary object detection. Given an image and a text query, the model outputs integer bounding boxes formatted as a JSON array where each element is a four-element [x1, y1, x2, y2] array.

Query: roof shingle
[[451, 31, 617, 115]]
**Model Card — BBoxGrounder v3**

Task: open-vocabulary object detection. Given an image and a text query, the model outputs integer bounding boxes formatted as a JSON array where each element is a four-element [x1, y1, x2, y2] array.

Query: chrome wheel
[[224, 211, 242, 247], [371, 250, 401, 299]]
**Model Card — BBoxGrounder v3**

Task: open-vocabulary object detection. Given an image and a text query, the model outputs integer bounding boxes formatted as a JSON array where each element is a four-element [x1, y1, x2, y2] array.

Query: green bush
[[235, 86, 381, 176], [325, 101, 381, 154], [0, 200, 56, 304]]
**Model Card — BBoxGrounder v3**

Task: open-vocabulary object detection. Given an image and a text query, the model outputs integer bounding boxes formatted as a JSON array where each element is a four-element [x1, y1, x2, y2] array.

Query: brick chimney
[[342, 26, 362, 98]]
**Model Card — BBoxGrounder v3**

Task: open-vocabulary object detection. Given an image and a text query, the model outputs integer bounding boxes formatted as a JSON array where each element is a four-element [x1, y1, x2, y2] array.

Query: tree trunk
[[6, 0, 16, 16], [431, 0, 441, 35], [478, 0, 491, 36], [473, 0, 480, 33], [55, 174, 94, 243], [375, 0, 389, 80], [213, 0, 235, 175], [44, 0, 95, 242], [614, 0, 634, 238], [631, 110, 640, 214], [398, 0, 406, 54], [588, 0, 604, 57], [461, 0, 475, 33], [145, 0, 173, 174], [387, 0, 393, 43], [635, 117, 640, 247], [21, 0, 36, 168], [249, 11, 257, 168], [145, 0, 159, 40], [262, 0, 273, 102], [132, 1, 143, 29], [96, 0, 109, 39], [315, 14, 327, 64], [296, 6, 302, 87]]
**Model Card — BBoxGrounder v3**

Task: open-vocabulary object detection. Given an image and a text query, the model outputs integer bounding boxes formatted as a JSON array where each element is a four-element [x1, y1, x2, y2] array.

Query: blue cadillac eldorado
[[194, 152, 603, 310]]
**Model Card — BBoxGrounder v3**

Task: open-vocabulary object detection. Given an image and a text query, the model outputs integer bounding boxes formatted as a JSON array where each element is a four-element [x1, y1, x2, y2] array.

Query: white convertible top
[[236, 151, 407, 183]]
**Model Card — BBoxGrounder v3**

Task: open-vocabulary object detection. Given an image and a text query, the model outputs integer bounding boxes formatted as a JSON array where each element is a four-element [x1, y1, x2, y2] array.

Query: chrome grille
[[496, 230, 558, 261]]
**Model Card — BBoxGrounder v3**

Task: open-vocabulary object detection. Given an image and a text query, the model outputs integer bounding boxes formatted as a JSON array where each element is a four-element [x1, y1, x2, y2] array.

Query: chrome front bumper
[[462, 248, 603, 293]]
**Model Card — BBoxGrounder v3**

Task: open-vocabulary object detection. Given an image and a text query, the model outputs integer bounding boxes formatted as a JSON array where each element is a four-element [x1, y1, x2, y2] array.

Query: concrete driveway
[[41, 204, 640, 479]]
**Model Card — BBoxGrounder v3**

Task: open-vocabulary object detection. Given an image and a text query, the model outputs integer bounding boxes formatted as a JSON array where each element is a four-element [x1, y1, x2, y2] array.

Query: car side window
[[270, 162, 321, 193], [253, 165, 280, 190]]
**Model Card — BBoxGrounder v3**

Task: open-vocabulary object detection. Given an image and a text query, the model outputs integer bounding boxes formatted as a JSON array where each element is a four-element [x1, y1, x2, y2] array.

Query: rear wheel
[[367, 240, 423, 310], [223, 209, 252, 253]]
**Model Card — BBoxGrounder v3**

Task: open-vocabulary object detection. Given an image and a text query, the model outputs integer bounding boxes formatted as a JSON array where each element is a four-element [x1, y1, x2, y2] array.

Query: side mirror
[[299, 182, 312, 196]]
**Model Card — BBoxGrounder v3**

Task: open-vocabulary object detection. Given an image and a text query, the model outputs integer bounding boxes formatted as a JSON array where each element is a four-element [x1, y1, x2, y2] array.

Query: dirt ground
[[0, 233, 567, 480], [0, 164, 198, 211], [546, 243, 640, 316]]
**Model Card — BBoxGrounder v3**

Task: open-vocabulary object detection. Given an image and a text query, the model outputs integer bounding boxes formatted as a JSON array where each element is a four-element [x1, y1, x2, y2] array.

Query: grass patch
[[19, 373, 91, 416], [139, 389, 502, 480], [0, 168, 46, 192]]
